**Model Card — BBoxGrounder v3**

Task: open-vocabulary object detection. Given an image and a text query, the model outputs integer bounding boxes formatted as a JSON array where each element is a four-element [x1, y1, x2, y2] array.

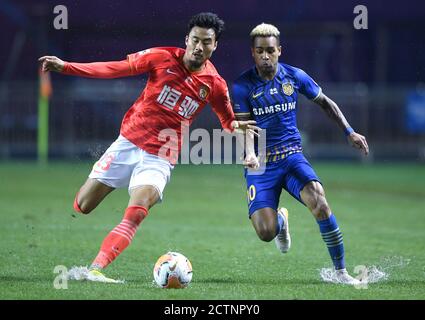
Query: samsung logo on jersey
[[252, 101, 296, 116]]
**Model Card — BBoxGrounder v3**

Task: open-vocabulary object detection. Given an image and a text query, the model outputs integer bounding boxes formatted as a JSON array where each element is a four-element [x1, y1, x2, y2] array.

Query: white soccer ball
[[153, 251, 193, 288]]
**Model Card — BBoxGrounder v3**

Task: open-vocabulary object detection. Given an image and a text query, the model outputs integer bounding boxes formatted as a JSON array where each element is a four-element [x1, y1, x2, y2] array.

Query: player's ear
[[278, 46, 282, 57], [185, 35, 189, 46], [212, 41, 218, 52]]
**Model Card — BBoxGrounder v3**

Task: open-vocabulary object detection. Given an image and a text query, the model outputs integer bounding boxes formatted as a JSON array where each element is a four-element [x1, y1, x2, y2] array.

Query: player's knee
[[79, 204, 93, 215], [73, 196, 92, 214], [255, 226, 276, 242], [130, 199, 153, 210], [129, 186, 159, 210], [312, 201, 331, 220]]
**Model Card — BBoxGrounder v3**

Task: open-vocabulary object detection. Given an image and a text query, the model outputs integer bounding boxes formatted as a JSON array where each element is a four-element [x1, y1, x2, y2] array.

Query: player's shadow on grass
[[199, 277, 323, 285]]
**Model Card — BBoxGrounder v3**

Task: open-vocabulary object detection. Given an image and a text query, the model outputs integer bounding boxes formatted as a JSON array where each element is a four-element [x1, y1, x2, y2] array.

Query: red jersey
[[62, 47, 235, 164]]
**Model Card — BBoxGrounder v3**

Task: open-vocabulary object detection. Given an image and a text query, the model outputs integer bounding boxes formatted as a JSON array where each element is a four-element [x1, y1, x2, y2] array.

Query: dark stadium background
[[1, 0, 424, 162]]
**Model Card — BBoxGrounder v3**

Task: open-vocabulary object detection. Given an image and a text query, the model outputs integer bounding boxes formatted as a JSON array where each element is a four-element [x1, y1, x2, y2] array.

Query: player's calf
[[90, 205, 148, 270]]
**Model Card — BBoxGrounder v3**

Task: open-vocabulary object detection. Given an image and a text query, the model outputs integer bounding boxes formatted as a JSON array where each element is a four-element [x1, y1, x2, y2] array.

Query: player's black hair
[[187, 12, 225, 41]]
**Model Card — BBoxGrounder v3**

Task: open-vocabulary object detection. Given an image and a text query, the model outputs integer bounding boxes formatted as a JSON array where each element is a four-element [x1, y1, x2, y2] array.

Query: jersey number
[[247, 185, 256, 203]]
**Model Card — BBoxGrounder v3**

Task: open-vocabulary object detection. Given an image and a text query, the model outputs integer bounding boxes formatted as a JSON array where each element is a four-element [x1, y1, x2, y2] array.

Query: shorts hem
[[128, 184, 164, 203], [90, 177, 120, 189], [248, 204, 278, 217]]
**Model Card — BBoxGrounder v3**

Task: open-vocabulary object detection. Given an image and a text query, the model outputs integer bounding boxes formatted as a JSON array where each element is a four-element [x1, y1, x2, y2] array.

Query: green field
[[0, 162, 424, 300]]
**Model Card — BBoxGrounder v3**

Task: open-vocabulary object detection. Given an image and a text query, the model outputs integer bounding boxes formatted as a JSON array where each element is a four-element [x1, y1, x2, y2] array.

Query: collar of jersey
[[251, 63, 286, 83]]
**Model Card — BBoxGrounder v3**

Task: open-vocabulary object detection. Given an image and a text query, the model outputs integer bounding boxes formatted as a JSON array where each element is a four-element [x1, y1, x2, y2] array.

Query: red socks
[[91, 206, 148, 269], [73, 193, 83, 213]]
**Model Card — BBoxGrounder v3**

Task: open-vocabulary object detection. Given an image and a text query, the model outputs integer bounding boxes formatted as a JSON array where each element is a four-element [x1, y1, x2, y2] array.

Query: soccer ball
[[153, 252, 193, 288]]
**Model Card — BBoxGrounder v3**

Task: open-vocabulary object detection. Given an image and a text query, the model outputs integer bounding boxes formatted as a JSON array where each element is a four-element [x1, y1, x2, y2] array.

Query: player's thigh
[[89, 135, 140, 189], [283, 153, 322, 204], [77, 178, 115, 212], [79, 136, 140, 212], [250, 207, 278, 241], [300, 180, 324, 207], [128, 185, 160, 209], [128, 151, 173, 209], [300, 180, 331, 219], [245, 165, 282, 218]]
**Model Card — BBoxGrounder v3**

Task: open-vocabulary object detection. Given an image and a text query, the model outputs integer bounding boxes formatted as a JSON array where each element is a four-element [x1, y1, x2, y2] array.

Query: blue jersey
[[232, 63, 321, 162]]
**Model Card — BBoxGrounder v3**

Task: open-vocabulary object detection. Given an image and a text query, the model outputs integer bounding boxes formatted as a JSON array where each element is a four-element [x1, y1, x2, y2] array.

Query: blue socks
[[317, 214, 345, 270]]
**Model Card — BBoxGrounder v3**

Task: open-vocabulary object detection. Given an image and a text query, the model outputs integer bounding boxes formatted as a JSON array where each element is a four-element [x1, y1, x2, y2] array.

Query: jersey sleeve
[[61, 60, 133, 78], [210, 77, 235, 132], [296, 68, 322, 101], [232, 81, 252, 119], [126, 48, 164, 75]]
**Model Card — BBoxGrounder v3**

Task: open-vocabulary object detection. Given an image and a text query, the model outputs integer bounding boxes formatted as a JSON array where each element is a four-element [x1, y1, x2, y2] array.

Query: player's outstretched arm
[[314, 92, 369, 155], [38, 56, 133, 79]]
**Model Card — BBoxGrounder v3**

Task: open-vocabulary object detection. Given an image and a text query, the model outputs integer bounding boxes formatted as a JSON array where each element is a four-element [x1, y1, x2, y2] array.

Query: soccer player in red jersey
[[39, 12, 258, 282]]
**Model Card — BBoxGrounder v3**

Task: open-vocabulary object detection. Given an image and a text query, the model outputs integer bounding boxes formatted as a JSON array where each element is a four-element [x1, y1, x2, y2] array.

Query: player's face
[[252, 36, 281, 77], [184, 26, 217, 70]]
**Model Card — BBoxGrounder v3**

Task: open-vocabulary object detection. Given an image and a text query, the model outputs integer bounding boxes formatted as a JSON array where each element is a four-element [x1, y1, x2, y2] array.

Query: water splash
[[67, 266, 125, 284], [319, 255, 411, 285], [67, 266, 90, 280], [378, 255, 411, 271], [87, 144, 106, 160], [319, 266, 387, 285]]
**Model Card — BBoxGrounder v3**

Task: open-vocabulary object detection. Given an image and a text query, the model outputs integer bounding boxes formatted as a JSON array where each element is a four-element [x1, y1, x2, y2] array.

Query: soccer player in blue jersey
[[232, 23, 369, 285]]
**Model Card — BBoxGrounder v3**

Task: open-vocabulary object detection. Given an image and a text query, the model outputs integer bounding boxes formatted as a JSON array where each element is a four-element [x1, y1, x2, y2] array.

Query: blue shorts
[[245, 152, 321, 217]]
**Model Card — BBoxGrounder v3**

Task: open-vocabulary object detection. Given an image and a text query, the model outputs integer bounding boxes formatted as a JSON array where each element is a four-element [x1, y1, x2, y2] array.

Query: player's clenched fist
[[232, 120, 262, 137], [38, 56, 65, 72], [243, 154, 260, 169]]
